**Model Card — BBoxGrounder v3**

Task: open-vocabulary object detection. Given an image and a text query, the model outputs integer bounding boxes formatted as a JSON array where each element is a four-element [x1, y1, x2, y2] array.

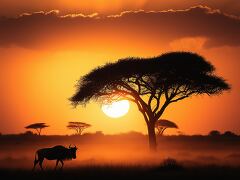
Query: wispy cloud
[[0, 6, 239, 50]]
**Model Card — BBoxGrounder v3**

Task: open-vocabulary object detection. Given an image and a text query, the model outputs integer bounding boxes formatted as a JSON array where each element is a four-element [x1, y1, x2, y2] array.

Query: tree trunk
[[147, 121, 157, 152], [36, 128, 41, 136]]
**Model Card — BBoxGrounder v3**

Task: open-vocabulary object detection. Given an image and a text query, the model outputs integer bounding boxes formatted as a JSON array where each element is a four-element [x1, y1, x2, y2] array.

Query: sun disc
[[102, 100, 130, 118]]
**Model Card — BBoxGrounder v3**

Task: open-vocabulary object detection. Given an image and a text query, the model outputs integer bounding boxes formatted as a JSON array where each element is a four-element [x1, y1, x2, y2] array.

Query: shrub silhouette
[[223, 131, 237, 137], [209, 130, 221, 137], [161, 158, 183, 170]]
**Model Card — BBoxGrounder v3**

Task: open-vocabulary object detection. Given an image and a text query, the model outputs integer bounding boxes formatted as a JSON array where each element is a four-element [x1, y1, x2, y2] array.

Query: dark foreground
[[1, 133, 240, 179], [1, 165, 240, 180]]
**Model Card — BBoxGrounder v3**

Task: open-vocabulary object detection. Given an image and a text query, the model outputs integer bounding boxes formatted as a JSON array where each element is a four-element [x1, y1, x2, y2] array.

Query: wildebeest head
[[69, 145, 77, 159]]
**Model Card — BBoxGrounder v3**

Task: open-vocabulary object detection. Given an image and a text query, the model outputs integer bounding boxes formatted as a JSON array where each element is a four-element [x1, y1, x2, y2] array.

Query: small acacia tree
[[70, 52, 230, 151], [25, 123, 49, 135], [67, 121, 91, 135], [155, 119, 178, 136]]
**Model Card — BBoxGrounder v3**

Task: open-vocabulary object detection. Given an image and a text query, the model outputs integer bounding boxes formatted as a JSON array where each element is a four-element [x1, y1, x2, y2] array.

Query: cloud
[[0, 6, 239, 50], [1, 0, 240, 17]]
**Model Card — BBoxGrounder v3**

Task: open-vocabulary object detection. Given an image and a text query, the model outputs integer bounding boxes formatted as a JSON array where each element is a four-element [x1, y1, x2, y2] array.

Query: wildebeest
[[33, 145, 78, 170]]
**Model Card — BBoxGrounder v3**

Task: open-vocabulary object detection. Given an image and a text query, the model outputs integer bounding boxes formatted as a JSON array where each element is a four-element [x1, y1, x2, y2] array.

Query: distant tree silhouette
[[95, 131, 104, 136], [67, 122, 91, 135], [70, 52, 230, 151], [25, 123, 49, 135], [177, 130, 185, 136], [23, 130, 35, 136], [209, 130, 221, 136], [223, 131, 237, 137], [155, 119, 178, 136]]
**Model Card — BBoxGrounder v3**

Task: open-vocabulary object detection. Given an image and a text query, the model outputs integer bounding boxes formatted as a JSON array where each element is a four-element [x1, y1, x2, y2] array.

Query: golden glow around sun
[[102, 100, 130, 118]]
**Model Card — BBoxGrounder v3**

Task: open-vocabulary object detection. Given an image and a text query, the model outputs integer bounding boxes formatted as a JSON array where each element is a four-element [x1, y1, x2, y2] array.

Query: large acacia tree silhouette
[[70, 52, 230, 151]]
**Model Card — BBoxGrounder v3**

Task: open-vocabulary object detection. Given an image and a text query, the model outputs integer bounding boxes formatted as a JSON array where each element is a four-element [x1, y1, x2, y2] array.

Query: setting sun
[[102, 100, 130, 118]]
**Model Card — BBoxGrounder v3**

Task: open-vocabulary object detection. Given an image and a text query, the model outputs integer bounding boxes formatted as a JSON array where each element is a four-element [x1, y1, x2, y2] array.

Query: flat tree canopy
[[155, 119, 178, 135], [70, 52, 230, 151], [67, 122, 91, 135], [25, 122, 49, 135], [25, 123, 48, 129]]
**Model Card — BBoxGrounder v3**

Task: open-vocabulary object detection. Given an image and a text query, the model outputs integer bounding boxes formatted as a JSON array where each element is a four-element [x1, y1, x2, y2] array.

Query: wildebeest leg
[[55, 160, 59, 170], [39, 158, 44, 171], [32, 152, 39, 171], [60, 160, 64, 170], [33, 159, 39, 171]]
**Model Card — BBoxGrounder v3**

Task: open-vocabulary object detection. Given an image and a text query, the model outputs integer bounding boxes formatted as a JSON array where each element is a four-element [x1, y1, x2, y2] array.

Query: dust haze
[[1, 132, 240, 169]]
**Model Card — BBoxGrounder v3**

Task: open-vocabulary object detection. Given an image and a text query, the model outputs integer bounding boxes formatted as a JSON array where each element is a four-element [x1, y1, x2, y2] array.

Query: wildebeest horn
[[69, 144, 72, 148]]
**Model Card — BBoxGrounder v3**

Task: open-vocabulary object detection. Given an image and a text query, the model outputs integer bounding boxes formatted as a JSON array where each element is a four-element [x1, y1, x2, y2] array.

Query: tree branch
[[170, 91, 196, 103], [153, 92, 161, 114], [135, 100, 149, 124], [148, 91, 155, 107], [139, 76, 154, 91], [117, 80, 153, 122], [155, 99, 170, 121]]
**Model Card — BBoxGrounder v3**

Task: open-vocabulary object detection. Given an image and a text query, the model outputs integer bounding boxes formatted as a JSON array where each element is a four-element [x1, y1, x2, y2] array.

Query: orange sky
[[0, 1, 239, 135]]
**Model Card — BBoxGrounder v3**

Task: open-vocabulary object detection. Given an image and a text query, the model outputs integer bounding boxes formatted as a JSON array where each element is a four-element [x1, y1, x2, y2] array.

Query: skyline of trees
[[1, 129, 239, 137]]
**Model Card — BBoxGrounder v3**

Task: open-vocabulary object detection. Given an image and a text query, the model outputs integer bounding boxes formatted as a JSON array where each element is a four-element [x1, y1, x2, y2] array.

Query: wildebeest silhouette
[[33, 145, 77, 170]]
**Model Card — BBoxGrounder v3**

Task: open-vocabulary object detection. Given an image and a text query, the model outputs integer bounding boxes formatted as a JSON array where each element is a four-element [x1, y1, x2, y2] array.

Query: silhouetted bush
[[21, 131, 35, 136], [209, 130, 221, 137], [223, 131, 237, 137], [95, 131, 104, 136], [161, 158, 183, 170]]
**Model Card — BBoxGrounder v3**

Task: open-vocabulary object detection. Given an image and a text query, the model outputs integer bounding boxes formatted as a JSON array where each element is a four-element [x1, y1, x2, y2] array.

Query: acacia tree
[[25, 123, 49, 135], [70, 52, 230, 151], [155, 119, 178, 136], [67, 122, 91, 135]]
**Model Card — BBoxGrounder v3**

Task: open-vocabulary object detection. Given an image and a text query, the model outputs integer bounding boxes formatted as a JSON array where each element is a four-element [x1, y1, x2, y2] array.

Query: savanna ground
[[0, 132, 240, 179]]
